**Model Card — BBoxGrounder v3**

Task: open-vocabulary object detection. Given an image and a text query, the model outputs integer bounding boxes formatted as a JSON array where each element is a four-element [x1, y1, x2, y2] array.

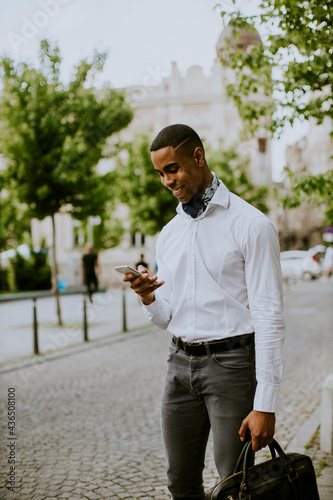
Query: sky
[[0, 0, 310, 180]]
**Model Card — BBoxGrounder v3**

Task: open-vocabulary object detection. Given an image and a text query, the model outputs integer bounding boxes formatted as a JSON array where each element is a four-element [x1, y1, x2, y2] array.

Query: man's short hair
[[150, 124, 204, 157]]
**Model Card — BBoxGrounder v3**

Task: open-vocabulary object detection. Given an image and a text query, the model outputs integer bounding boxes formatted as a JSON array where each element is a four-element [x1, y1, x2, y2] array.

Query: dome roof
[[216, 21, 261, 55]]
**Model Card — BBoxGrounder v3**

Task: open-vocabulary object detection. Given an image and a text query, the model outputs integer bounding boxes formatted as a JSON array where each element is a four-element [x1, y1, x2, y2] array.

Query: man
[[81, 243, 99, 302], [123, 124, 285, 499], [322, 243, 333, 281], [136, 253, 148, 270]]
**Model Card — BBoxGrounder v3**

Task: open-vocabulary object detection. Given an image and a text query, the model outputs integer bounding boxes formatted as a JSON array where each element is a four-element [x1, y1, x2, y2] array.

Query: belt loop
[[175, 337, 180, 353], [224, 337, 235, 352], [204, 342, 211, 357]]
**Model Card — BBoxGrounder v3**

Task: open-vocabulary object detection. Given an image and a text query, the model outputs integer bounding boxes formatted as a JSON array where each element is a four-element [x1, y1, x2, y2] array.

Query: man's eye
[[170, 168, 179, 174]]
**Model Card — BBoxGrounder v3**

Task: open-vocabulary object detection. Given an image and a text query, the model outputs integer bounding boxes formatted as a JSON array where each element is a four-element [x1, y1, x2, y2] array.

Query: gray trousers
[[161, 338, 256, 499]]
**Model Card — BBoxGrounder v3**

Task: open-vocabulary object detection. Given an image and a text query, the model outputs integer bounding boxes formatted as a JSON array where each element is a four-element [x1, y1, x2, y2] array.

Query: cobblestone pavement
[[0, 280, 332, 499]]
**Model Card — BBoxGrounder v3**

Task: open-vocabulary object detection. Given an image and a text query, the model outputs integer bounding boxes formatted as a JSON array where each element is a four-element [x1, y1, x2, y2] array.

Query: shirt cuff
[[253, 382, 280, 413], [141, 293, 171, 330], [141, 294, 160, 315]]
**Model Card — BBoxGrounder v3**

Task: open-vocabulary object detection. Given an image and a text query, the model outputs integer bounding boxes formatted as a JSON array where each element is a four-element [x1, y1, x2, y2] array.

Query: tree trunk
[[51, 213, 63, 326]]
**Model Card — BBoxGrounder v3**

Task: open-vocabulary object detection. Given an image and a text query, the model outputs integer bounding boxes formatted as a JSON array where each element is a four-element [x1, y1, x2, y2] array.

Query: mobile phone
[[114, 265, 160, 286], [115, 265, 142, 278]]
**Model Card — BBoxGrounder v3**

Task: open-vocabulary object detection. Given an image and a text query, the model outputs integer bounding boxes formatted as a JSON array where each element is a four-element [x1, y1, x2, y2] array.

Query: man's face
[[151, 146, 207, 203]]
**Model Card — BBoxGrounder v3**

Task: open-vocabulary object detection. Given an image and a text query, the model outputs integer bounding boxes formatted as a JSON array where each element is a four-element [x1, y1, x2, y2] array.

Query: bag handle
[[233, 438, 277, 475], [237, 439, 289, 499], [233, 439, 252, 474]]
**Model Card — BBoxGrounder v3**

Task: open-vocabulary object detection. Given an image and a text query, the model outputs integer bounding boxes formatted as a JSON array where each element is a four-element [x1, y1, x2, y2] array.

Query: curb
[[286, 405, 321, 454], [285, 404, 333, 500]]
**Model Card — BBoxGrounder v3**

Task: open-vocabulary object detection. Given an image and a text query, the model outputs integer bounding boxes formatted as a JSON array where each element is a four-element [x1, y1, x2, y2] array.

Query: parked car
[[280, 246, 326, 281]]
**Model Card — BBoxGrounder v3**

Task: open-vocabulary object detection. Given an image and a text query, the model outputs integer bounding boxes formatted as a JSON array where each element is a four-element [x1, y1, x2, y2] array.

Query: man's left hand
[[239, 410, 275, 451]]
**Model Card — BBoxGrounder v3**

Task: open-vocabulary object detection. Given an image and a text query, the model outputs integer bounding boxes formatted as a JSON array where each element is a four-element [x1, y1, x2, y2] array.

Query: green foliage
[[0, 39, 133, 323], [265, 0, 333, 127], [9, 248, 52, 291], [76, 210, 125, 251], [217, 1, 333, 212], [280, 168, 333, 224], [0, 188, 31, 251], [93, 216, 124, 251], [218, 18, 276, 138], [0, 268, 10, 292], [206, 143, 269, 213], [0, 39, 133, 221], [217, 1, 333, 134], [115, 134, 178, 235]]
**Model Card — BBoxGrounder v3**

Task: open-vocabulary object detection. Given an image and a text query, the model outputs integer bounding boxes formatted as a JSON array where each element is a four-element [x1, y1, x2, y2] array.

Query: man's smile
[[172, 185, 185, 198]]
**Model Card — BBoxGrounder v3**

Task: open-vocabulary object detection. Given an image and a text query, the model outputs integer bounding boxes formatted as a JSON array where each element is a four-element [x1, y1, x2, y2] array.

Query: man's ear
[[194, 147, 205, 167]]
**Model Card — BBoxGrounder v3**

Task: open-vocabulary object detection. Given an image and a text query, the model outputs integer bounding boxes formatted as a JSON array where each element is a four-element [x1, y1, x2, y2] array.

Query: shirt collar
[[200, 171, 220, 208], [209, 180, 230, 209]]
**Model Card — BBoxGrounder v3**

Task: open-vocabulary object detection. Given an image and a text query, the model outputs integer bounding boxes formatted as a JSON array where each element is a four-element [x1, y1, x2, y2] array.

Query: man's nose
[[163, 174, 175, 189]]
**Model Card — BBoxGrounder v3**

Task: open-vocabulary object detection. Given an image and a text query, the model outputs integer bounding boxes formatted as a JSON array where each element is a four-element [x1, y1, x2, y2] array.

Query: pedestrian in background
[[136, 254, 148, 270], [82, 243, 99, 302], [123, 124, 285, 500], [322, 243, 333, 281]]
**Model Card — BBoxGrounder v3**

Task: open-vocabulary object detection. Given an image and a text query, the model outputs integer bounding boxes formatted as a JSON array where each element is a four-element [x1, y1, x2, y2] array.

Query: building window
[[73, 221, 85, 247], [131, 232, 146, 247], [258, 138, 267, 153]]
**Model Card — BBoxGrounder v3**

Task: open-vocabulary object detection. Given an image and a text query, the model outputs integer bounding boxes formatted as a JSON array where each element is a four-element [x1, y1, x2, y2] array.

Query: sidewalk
[[0, 287, 150, 365], [0, 280, 332, 499], [284, 403, 333, 500], [317, 455, 333, 500]]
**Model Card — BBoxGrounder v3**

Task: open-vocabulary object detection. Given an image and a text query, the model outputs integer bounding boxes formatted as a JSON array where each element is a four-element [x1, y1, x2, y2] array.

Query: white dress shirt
[[143, 180, 285, 413]]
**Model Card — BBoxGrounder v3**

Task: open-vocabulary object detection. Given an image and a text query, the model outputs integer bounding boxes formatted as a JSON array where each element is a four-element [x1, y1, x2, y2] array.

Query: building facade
[[276, 117, 333, 250]]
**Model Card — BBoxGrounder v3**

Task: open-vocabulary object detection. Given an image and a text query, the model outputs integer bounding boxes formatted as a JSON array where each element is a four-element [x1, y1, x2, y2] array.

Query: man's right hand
[[122, 265, 164, 305]]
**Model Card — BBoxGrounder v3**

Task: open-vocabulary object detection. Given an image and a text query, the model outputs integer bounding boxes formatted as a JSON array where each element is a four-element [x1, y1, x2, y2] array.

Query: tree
[[75, 209, 125, 252], [217, 1, 333, 133], [280, 168, 333, 225], [206, 143, 269, 213], [9, 246, 51, 292], [0, 40, 133, 324], [217, 0, 333, 209], [115, 134, 268, 237], [0, 178, 31, 251]]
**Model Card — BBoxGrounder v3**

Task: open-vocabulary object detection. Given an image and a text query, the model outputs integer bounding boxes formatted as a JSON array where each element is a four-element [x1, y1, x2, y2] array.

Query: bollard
[[122, 287, 127, 332], [320, 373, 333, 454], [33, 298, 39, 355], [83, 295, 89, 342]]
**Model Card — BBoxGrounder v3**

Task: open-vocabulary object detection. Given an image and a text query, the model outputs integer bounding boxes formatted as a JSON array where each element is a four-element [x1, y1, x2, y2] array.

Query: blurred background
[[0, 0, 332, 295]]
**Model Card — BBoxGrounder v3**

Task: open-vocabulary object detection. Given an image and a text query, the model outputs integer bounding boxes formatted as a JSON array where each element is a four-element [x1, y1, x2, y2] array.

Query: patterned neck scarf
[[182, 172, 220, 218]]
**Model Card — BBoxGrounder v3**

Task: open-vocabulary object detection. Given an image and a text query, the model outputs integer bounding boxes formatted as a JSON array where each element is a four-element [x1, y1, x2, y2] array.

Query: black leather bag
[[208, 439, 320, 499]]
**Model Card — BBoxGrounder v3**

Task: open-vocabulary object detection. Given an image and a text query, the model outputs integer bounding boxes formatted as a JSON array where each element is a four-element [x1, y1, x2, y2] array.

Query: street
[[0, 279, 332, 499]]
